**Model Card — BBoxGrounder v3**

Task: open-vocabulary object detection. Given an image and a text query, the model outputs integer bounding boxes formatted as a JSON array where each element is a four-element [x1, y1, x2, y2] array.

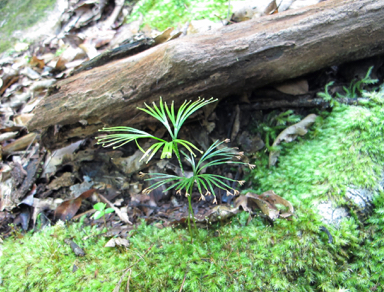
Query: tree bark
[[28, 0, 384, 149]]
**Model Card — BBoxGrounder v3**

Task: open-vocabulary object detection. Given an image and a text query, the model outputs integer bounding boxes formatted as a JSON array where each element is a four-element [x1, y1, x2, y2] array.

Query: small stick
[[179, 272, 187, 292], [113, 268, 131, 292], [126, 269, 132, 292], [64, 238, 85, 256]]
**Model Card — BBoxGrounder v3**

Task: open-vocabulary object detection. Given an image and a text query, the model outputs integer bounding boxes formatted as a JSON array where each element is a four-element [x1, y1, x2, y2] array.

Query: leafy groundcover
[[1, 86, 384, 291]]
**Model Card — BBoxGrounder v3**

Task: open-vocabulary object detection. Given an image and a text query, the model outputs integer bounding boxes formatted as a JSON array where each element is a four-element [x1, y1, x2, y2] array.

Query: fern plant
[[142, 139, 249, 239], [96, 97, 250, 241], [96, 97, 216, 172]]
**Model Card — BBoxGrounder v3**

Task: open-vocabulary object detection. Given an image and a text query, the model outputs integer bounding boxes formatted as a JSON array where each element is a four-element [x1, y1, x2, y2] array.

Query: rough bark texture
[[28, 0, 384, 149]]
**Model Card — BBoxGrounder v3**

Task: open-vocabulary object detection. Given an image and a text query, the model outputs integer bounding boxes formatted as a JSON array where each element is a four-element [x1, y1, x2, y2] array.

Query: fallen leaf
[[31, 197, 63, 225], [54, 197, 82, 221], [20, 67, 41, 80], [274, 79, 309, 95], [244, 193, 280, 220], [29, 56, 45, 69], [54, 188, 96, 221], [105, 237, 129, 247], [234, 191, 294, 221], [0, 131, 18, 142], [42, 140, 83, 176], [29, 79, 56, 92], [258, 190, 294, 213], [269, 114, 317, 167], [47, 172, 75, 190], [13, 114, 34, 126], [234, 195, 252, 212]]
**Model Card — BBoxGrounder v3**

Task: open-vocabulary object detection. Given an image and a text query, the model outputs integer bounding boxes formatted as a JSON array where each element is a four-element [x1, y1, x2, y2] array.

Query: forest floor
[[1, 1, 384, 291]]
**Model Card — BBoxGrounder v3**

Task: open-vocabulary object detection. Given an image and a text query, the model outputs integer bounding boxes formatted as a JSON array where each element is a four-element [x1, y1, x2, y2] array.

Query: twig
[[126, 269, 132, 292], [179, 271, 187, 292], [113, 244, 154, 292], [113, 268, 131, 292]]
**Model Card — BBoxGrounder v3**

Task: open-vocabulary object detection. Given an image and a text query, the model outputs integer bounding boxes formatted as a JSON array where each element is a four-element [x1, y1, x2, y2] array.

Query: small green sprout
[[318, 66, 379, 108], [92, 202, 115, 228]]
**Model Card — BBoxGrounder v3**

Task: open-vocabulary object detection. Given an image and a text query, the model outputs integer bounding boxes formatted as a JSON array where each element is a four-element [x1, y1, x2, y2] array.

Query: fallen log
[[28, 0, 384, 149]]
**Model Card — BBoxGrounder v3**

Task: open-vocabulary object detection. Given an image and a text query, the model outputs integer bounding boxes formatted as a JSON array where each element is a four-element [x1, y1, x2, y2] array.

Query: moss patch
[[129, 0, 229, 31], [0, 213, 372, 291], [0, 0, 56, 53], [250, 92, 384, 207]]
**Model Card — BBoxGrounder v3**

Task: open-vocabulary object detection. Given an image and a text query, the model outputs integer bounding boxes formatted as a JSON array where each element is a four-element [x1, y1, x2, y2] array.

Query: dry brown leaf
[[29, 79, 56, 92], [0, 74, 18, 95], [105, 237, 129, 248], [234, 195, 252, 212], [0, 131, 18, 142], [20, 67, 41, 80], [13, 114, 34, 126], [54, 197, 82, 221], [169, 31, 182, 41], [234, 191, 294, 221], [31, 197, 63, 224], [274, 79, 309, 95], [258, 190, 294, 214], [245, 192, 280, 220], [42, 140, 83, 175], [269, 114, 317, 167], [204, 205, 239, 222], [47, 172, 75, 190], [30, 56, 45, 69], [54, 188, 96, 221]]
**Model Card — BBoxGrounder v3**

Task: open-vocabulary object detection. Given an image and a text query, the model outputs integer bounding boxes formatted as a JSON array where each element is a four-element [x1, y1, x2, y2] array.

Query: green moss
[[0, 0, 56, 53], [250, 91, 384, 207], [0, 212, 370, 291], [1, 200, 384, 291], [128, 0, 229, 31]]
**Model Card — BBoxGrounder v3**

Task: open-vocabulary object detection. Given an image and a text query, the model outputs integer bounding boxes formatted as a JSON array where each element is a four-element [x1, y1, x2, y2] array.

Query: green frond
[[180, 150, 198, 172], [140, 142, 165, 163], [173, 97, 217, 137], [138, 97, 173, 136], [200, 174, 233, 191], [174, 139, 203, 156], [97, 98, 214, 164], [96, 127, 156, 148], [160, 141, 173, 159]]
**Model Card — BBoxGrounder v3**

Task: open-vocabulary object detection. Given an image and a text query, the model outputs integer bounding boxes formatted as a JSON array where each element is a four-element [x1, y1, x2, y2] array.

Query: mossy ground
[[129, 0, 229, 31], [1, 87, 384, 291], [0, 0, 56, 53]]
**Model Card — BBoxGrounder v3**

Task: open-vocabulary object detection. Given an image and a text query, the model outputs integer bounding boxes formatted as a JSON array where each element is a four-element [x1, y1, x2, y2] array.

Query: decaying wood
[[28, 0, 384, 149]]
